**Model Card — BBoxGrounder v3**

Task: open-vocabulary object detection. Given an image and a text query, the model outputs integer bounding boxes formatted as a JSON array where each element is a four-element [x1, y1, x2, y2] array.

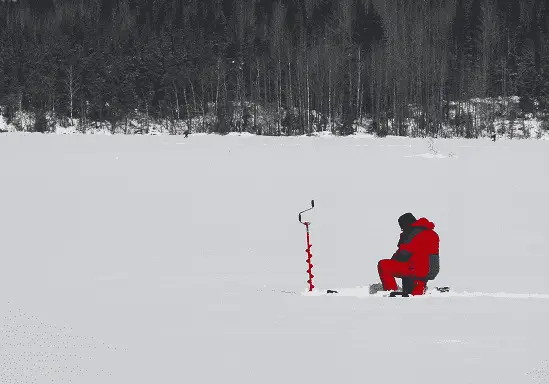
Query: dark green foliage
[[339, 114, 355, 136], [32, 110, 49, 133], [242, 106, 252, 133], [0, 0, 548, 136]]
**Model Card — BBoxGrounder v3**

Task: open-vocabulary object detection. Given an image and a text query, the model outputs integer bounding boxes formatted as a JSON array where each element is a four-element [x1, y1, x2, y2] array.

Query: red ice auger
[[298, 200, 315, 292]]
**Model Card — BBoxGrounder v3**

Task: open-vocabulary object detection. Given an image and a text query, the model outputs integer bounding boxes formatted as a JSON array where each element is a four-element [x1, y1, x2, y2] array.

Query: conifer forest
[[0, 0, 548, 137]]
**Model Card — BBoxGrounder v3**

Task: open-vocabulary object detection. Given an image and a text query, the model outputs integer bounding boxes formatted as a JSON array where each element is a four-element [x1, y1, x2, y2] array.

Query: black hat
[[398, 213, 416, 230]]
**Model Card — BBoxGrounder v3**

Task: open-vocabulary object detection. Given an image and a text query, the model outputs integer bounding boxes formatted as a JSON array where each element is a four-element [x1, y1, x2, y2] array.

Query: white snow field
[[1, 132, 549, 384]]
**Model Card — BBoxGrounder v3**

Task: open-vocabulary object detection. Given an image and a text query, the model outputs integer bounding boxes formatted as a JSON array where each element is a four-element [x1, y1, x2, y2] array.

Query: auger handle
[[298, 200, 315, 223]]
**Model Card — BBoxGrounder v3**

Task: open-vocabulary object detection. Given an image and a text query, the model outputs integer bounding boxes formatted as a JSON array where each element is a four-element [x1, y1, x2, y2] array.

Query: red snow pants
[[377, 259, 427, 295]]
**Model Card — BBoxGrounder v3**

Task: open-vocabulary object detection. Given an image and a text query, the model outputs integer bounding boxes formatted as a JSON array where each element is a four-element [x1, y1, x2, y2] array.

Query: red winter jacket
[[391, 218, 440, 278]]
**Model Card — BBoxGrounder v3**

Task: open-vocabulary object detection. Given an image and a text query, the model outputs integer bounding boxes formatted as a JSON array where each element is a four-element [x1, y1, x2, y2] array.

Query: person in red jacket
[[377, 213, 440, 295]]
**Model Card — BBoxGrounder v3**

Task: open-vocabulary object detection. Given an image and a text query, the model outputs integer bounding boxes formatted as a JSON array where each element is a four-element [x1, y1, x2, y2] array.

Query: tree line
[[0, 0, 548, 136]]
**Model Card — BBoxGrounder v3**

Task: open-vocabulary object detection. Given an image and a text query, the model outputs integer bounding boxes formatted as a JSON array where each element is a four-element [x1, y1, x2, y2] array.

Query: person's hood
[[412, 217, 435, 230]]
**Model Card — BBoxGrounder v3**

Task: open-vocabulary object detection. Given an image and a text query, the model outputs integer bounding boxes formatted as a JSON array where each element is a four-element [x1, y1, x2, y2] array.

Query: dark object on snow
[[389, 291, 409, 297], [327, 290, 338, 294], [183, 130, 189, 138], [389, 287, 449, 297], [491, 134, 496, 142]]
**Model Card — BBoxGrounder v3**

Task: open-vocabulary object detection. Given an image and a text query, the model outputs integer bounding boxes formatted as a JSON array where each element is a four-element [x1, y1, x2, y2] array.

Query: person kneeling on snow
[[377, 213, 440, 295]]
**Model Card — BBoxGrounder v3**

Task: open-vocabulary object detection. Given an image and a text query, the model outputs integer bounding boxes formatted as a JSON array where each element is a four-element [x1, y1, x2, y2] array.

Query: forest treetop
[[1, 0, 548, 136]]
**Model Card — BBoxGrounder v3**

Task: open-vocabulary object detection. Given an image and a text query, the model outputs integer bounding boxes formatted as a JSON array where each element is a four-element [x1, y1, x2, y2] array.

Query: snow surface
[[1, 133, 548, 384]]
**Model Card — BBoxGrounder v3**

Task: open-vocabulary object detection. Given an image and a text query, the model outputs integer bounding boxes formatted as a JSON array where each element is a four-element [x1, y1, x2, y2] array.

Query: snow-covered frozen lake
[[1, 132, 548, 384]]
